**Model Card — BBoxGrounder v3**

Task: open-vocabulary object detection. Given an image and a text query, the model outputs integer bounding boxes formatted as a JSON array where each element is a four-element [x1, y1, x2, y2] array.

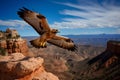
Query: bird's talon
[[42, 42, 46, 47], [40, 42, 46, 48]]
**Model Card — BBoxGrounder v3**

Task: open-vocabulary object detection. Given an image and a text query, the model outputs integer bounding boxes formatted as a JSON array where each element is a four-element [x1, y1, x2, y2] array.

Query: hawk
[[17, 7, 77, 51]]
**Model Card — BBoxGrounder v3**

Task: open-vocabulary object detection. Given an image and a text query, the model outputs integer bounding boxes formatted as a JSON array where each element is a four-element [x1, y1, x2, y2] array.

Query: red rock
[[0, 53, 59, 80]]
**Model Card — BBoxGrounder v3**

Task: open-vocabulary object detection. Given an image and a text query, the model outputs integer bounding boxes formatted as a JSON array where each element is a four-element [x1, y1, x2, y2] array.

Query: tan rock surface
[[0, 53, 59, 80]]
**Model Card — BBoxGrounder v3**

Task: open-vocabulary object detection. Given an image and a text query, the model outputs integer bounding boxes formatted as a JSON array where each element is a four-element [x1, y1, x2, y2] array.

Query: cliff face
[[85, 40, 120, 80], [68, 40, 120, 80], [0, 39, 28, 56], [0, 53, 59, 80], [88, 40, 120, 68], [107, 40, 120, 56]]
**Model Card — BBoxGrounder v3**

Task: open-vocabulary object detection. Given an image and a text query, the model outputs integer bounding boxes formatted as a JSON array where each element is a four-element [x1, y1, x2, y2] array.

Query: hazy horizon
[[21, 33, 120, 37]]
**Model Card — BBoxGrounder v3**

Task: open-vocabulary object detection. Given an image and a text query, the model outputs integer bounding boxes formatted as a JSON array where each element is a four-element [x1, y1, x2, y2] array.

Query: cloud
[[0, 19, 29, 29], [52, 0, 120, 29], [117, 29, 120, 34]]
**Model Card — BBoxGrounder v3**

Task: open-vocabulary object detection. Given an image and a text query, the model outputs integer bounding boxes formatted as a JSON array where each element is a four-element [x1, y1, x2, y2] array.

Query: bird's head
[[51, 29, 59, 33]]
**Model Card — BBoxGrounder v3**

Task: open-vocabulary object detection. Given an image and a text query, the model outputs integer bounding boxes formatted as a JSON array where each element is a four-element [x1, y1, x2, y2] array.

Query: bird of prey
[[17, 7, 77, 51]]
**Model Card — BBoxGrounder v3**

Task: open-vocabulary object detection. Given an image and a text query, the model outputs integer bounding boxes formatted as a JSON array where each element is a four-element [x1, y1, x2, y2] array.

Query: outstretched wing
[[48, 35, 77, 51], [17, 7, 77, 51], [17, 7, 50, 35]]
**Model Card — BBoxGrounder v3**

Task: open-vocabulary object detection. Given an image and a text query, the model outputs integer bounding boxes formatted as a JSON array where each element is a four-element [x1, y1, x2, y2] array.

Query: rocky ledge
[[0, 53, 59, 80]]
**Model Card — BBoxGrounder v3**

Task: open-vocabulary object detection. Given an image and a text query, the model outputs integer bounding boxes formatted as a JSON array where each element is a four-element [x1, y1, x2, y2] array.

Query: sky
[[0, 0, 120, 36]]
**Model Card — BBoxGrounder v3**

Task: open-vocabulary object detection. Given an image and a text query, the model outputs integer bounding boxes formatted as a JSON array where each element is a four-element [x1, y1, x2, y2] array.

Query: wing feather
[[48, 35, 77, 51], [17, 7, 50, 35]]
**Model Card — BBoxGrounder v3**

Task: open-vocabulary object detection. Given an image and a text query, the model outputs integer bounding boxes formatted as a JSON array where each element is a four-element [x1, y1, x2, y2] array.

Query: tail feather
[[30, 38, 41, 48]]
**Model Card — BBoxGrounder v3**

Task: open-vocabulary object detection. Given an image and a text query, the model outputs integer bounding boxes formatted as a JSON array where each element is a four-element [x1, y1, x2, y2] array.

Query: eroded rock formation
[[0, 53, 59, 80], [88, 40, 120, 68], [70, 40, 120, 80], [0, 39, 28, 56]]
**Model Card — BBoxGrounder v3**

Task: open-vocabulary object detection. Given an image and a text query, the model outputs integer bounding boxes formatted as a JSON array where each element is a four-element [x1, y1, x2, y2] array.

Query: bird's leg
[[39, 41, 46, 47], [42, 42, 45, 46], [40, 42, 43, 47], [39, 37, 44, 47], [39, 33, 48, 48], [42, 42, 46, 47]]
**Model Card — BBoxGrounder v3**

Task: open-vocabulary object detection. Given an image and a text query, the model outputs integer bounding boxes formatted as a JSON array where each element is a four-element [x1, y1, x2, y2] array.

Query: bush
[[0, 47, 8, 56]]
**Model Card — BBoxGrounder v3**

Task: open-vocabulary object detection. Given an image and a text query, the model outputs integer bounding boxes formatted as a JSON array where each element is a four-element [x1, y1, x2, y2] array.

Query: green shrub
[[0, 47, 8, 56]]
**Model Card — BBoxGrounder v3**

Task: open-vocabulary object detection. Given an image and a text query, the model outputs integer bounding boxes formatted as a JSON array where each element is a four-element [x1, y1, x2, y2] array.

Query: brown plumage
[[17, 7, 77, 51]]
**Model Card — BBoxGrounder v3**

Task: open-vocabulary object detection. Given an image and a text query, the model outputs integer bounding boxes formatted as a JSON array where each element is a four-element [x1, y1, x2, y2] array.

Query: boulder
[[0, 53, 59, 80]]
